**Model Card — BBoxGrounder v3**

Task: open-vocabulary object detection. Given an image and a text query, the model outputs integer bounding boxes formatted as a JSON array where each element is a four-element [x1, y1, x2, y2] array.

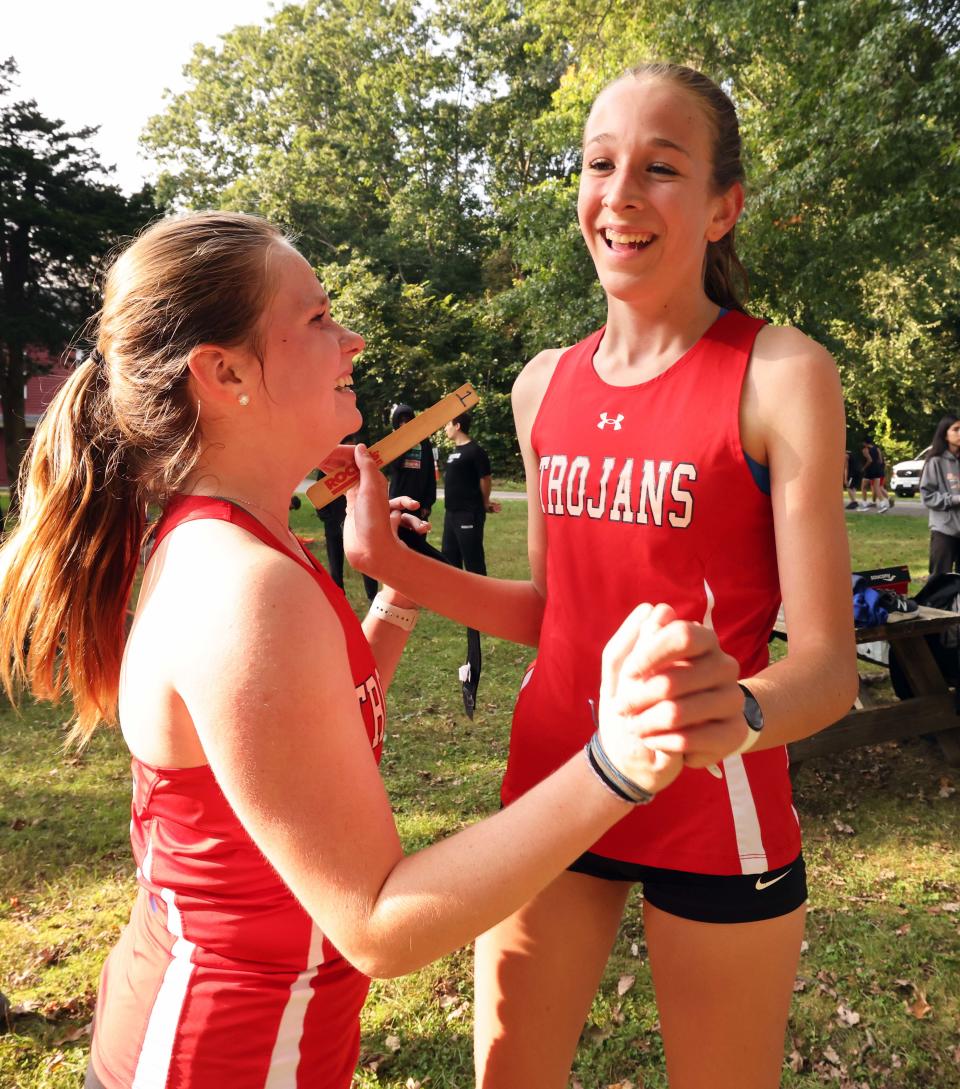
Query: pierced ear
[[707, 181, 745, 243], [187, 344, 250, 404]]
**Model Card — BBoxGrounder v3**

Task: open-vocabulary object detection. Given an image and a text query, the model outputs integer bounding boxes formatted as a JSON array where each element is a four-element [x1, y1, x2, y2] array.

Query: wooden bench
[[772, 606, 960, 767]]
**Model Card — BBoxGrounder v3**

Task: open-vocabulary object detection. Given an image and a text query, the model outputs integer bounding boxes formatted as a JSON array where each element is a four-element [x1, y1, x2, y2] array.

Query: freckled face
[[577, 77, 737, 303], [258, 248, 364, 455]]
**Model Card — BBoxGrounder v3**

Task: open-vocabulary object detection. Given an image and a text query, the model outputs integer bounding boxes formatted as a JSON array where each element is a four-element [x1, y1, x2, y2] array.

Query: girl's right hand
[[598, 603, 742, 796], [344, 444, 422, 580]]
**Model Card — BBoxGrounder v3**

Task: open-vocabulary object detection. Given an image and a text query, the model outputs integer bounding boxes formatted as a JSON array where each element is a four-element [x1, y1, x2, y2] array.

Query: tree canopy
[[141, 0, 960, 469], [0, 58, 155, 491]]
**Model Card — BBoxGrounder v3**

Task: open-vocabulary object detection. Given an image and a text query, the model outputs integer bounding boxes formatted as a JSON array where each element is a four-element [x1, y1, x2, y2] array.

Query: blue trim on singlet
[[744, 452, 771, 495]]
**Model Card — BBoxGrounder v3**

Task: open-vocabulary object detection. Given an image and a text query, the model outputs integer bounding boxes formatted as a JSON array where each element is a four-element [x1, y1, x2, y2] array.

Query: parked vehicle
[[890, 446, 931, 497]]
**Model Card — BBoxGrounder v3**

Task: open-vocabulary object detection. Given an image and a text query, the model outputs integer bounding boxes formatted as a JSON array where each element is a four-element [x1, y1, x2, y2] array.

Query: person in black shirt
[[388, 403, 445, 560], [441, 413, 500, 574], [316, 493, 378, 603], [441, 412, 500, 717]]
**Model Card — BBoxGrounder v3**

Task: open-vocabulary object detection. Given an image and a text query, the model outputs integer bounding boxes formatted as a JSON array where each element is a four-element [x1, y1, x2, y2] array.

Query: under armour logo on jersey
[[597, 412, 624, 431]]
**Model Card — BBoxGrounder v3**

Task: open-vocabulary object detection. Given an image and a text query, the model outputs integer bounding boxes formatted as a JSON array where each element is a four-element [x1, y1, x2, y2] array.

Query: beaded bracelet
[[369, 592, 420, 632], [583, 731, 656, 805]]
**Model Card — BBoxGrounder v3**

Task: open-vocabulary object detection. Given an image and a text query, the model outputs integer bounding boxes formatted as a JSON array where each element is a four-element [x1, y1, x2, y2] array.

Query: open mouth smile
[[334, 374, 354, 391], [601, 227, 655, 251]]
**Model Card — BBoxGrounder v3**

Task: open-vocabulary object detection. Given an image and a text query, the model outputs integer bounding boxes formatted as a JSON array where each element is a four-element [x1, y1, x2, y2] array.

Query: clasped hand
[[598, 603, 746, 796]]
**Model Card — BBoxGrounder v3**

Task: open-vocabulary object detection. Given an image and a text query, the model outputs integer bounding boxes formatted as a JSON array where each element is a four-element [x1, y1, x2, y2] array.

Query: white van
[[890, 447, 931, 497]]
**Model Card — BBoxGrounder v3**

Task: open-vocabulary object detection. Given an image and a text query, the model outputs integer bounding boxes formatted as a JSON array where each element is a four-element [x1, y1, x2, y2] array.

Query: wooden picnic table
[[772, 605, 960, 767]]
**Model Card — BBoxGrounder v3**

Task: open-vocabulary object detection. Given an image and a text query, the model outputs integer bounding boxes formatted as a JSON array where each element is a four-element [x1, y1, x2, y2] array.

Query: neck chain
[[206, 494, 305, 556]]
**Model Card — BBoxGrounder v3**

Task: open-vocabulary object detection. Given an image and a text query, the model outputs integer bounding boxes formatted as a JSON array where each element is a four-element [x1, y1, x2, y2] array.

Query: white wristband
[[370, 592, 419, 632]]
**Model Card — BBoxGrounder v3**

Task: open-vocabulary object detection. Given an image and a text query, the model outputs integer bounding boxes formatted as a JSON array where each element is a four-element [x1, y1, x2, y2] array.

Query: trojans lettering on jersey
[[538, 453, 697, 528]]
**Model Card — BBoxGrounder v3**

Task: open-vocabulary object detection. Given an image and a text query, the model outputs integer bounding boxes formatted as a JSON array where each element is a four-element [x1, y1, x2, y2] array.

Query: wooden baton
[[307, 382, 479, 509]]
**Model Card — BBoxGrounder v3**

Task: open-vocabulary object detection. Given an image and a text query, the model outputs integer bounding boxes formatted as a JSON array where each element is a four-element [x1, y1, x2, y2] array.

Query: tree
[[0, 58, 156, 496], [507, 0, 960, 443]]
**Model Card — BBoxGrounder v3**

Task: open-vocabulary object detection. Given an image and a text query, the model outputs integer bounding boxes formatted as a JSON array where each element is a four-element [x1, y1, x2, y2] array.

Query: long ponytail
[[0, 210, 289, 744], [0, 356, 144, 742]]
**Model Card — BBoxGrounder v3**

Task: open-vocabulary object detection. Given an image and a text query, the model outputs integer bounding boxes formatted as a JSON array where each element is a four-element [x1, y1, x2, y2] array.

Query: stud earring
[[238, 394, 250, 407]]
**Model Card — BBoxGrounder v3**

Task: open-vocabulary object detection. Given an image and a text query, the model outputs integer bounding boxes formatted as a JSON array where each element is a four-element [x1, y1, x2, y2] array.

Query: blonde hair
[[0, 210, 290, 744], [611, 62, 749, 312]]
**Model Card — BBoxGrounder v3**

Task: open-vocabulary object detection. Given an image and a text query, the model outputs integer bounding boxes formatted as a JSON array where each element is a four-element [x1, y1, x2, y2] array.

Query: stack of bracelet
[[584, 731, 656, 805]]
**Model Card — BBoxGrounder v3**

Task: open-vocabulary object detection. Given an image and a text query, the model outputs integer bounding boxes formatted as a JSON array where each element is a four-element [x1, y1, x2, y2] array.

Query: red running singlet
[[89, 496, 386, 1089], [502, 311, 800, 875]]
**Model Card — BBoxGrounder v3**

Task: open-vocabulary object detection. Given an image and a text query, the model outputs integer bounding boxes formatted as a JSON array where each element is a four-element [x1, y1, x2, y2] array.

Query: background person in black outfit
[[441, 412, 501, 716], [388, 403, 445, 561], [316, 493, 379, 603], [441, 412, 501, 574]]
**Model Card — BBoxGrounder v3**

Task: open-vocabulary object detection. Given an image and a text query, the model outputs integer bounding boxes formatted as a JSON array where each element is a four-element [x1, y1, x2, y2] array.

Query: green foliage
[[141, 0, 960, 467], [0, 57, 156, 489]]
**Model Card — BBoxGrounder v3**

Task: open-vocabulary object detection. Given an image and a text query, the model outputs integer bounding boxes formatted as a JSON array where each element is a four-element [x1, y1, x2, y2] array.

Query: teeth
[[604, 229, 654, 245], [334, 375, 354, 390]]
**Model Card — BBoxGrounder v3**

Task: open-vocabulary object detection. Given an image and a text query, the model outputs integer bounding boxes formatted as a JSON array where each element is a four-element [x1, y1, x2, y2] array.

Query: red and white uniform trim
[[502, 312, 800, 876], [89, 497, 384, 1089]]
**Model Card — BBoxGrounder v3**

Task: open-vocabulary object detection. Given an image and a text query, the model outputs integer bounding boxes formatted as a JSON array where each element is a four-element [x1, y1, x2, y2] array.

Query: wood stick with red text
[[307, 383, 479, 510]]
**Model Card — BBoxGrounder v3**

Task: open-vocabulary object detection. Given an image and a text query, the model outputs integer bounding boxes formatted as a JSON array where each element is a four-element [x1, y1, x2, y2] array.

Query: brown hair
[[0, 211, 290, 744], [617, 62, 749, 312]]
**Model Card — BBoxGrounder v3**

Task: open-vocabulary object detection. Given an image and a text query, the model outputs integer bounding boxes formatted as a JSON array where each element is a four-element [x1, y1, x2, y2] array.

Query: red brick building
[[0, 349, 73, 485]]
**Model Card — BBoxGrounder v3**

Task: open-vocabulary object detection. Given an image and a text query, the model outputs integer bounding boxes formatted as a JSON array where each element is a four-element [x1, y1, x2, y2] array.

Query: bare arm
[[344, 349, 563, 645], [722, 326, 858, 747], [172, 545, 742, 978]]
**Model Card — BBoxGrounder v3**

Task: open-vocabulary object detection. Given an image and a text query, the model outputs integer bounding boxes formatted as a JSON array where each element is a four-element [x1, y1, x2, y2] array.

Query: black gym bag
[[888, 573, 960, 700]]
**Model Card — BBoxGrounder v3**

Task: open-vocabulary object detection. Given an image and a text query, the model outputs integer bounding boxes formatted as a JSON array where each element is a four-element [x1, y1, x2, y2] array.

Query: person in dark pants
[[441, 412, 500, 575], [316, 493, 378, 602], [441, 413, 501, 716], [388, 403, 445, 561]]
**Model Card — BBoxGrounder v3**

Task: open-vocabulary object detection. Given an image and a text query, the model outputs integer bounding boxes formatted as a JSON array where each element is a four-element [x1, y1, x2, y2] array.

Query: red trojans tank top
[[89, 496, 385, 1089], [501, 311, 800, 875]]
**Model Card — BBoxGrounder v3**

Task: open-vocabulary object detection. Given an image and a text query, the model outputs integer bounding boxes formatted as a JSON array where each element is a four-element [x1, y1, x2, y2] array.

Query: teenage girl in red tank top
[[0, 211, 744, 1088], [350, 64, 858, 1088]]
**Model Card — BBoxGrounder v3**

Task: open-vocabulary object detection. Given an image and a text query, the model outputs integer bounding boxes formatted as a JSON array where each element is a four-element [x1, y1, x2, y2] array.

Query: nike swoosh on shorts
[[755, 869, 792, 891]]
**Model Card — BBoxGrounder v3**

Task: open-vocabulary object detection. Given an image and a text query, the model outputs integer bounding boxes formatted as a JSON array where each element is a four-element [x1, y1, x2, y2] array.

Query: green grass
[[2, 504, 958, 1088]]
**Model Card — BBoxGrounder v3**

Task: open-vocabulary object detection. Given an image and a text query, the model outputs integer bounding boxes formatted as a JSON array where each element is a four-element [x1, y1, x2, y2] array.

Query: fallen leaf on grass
[[833, 820, 855, 835], [938, 777, 956, 798], [905, 989, 932, 1019], [54, 1021, 91, 1044], [787, 1049, 805, 1072], [823, 1044, 842, 1066], [836, 1003, 861, 1027], [385, 1035, 401, 1053], [606, 1082, 635, 1089], [895, 923, 911, 937], [793, 977, 808, 993], [617, 974, 635, 997], [941, 902, 960, 913]]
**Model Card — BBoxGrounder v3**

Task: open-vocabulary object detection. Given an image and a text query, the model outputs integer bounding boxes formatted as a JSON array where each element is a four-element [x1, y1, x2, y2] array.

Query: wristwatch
[[738, 683, 764, 734], [732, 682, 764, 756]]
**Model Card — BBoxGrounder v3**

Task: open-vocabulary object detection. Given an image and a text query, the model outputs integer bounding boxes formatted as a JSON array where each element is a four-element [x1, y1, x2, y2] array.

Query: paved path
[[848, 498, 926, 519]]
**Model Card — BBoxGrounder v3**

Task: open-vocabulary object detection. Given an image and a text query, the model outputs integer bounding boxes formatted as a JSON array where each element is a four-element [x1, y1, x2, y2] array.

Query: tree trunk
[[3, 342, 29, 520]]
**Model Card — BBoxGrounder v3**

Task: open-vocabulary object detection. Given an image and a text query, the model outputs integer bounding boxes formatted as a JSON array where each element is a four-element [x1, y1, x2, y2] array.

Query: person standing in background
[[441, 412, 501, 716], [317, 493, 379, 602], [442, 413, 501, 576], [859, 435, 890, 512], [388, 403, 444, 559], [920, 414, 960, 574]]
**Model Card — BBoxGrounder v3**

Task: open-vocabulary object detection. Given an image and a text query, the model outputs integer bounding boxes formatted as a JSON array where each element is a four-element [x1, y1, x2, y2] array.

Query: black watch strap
[[738, 682, 764, 733]]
